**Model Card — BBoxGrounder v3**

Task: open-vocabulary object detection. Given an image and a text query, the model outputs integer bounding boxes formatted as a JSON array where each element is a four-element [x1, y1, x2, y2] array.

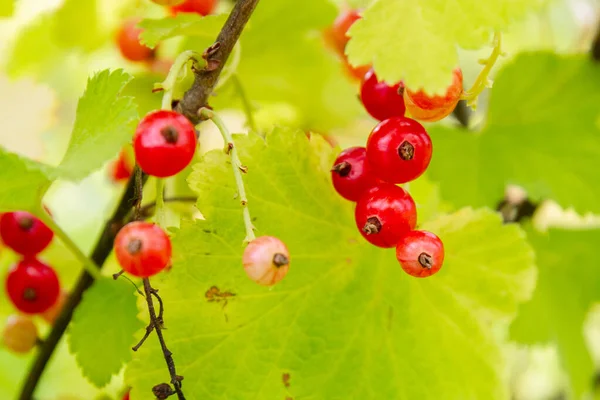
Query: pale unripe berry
[[2, 315, 38, 354], [243, 236, 290, 286]]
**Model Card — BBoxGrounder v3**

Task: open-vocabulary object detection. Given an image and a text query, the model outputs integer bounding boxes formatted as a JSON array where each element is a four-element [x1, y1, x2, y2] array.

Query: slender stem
[[142, 278, 185, 400], [214, 42, 242, 91], [231, 74, 257, 132], [155, 179, 167, 228], [200, 108, 256, 242], [461, 32, 502, 108], [37, 212, 101, 280], [158, 50, 203, 110]]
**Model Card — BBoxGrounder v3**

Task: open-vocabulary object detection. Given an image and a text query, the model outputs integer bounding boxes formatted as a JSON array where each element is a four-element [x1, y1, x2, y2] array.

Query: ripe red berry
[[114, 221, 172, 278], [396, 230, 444, 277], [404, 68, 463, 122], [360, 69, 405, 121], [116, 19, 154, 62], [0, 211, 54, 256], [243, 236, 290, 286], [366, 117, 432, 184], [6, 258, 60, 314], [170, 0, 217, 16], [354, 183, 417, 248], [133, 110, 197, 178], [123, 390, 131, 400], [331, 147, 380, 202], [110, 150, 133, 182], [325, 9, 361, 56], [2, 315, 38, 354]]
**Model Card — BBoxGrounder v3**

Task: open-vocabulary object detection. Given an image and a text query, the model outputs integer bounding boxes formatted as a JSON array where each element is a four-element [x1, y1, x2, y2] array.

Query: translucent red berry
[[331, 147, 380, 202], [243, 236, 290, 286], [116, 18, 154, 62], [366, 117, 432, 184], [114, 221, 172, 278], [0, 211, 54, 256], [360, 69, 405, 121], [6, 258, 60, 314], [404, 68, 463, 122], [110, 150, 133, 182], [354, 183, 417, 248], [325, 8, 361, 56], [2, 315, 38, 354], [170, 0, 217, 16], [396, 230, 444, 277], [133, 110, 197, 178]]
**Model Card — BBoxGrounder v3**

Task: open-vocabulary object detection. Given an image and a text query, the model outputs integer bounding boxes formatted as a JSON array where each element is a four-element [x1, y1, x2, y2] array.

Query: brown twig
[[176, 0, 261, 124], [592, 17, 600, 62], [17, 0, 261, 395]]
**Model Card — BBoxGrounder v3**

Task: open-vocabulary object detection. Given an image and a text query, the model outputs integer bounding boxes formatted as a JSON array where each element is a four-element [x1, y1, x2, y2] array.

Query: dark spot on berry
[[17, 215, 34, 231], [127, 238, 143, 255], [398, 141, 414, 160], [362, 217, 382, 235], [331, 161, 352, 177], [397, 86, 405, 96], [272, 253, 289, 268], [160, 125, 179, 144], [23, 287, 37, 301], [418, 252, 433, 269]]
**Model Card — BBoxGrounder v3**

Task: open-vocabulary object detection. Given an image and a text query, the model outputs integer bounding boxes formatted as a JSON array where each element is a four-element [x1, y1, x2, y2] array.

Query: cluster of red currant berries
[[0, 210, 69, 353], [328, 8, 464, 278], [117, 0, 218, 64]]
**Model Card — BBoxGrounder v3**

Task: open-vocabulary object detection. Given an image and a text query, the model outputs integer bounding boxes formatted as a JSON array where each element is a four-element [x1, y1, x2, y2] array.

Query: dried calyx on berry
[[243, 236, 291, 286]]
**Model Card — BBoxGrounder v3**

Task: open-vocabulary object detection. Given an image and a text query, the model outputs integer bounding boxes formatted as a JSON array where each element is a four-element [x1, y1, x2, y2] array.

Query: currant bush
[[331, 146, 380, 202], [0, 211, 54, 256], [114, 221, 172, 278], [354, 183, 417, 248], [366, 117, 432, 184], [404, 68, 463, 122], [6, 258, 60, 314], [243, 236, 290, 286], [116, 18, 154, 62], [396, 230, 444, 277], [2, 315, 38, 354], [133, 110, 198, 178]]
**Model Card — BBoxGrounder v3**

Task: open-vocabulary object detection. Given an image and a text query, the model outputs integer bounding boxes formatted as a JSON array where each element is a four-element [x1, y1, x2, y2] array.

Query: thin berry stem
[[231, 74, 257, 132], [155, 179, 167, 229], [158, 50, 203, 111], [461, 32, 503, 108], [199, 107, 256, 242], [214, 42, 242, 91], [36, 211, 102, 280]]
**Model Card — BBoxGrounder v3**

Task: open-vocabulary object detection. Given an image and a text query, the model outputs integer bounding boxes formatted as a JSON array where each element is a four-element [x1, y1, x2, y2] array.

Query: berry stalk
[[461, 32, 503, 108], [199, 107, 256, 243], [155, 50, 203, 110]]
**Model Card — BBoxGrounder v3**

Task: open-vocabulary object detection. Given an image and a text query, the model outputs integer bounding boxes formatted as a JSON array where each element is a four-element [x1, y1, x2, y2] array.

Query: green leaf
[[125, 128, 535, 399], [346, 0, 545, 94], [68, 278, 143, 388], [139, 14, 227, 49], [511, 227, 600, 397], [0, 149, 52, 212], [53, 69, 138, 181], [53, 0, 104, 51], [0, 0, 14, 17], [427, 52, 600, 213]]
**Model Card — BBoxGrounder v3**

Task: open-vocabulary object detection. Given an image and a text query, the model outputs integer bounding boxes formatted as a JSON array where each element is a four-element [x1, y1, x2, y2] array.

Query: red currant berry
[[243, 236, 290, 286], [170, 0, 217, 16], [360, 69, 405, 121], [41, 290, 68, 325], [404, 68, 463, 122], [123, 390, 131, 400], [331, 147, 380, 202], [133, 110, 197, 178], [0, 211, 54, 256], [114, 221, 172, 278], [116, 19, 155, 62], [396, 230, 444, 277], [6, 258, 60, 314], [110, 150, 133, 182], [2, 315, 38, 354], [354, 183, 417, 248], [366, 117, 432, 184], [325, 9, 361, 57]]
